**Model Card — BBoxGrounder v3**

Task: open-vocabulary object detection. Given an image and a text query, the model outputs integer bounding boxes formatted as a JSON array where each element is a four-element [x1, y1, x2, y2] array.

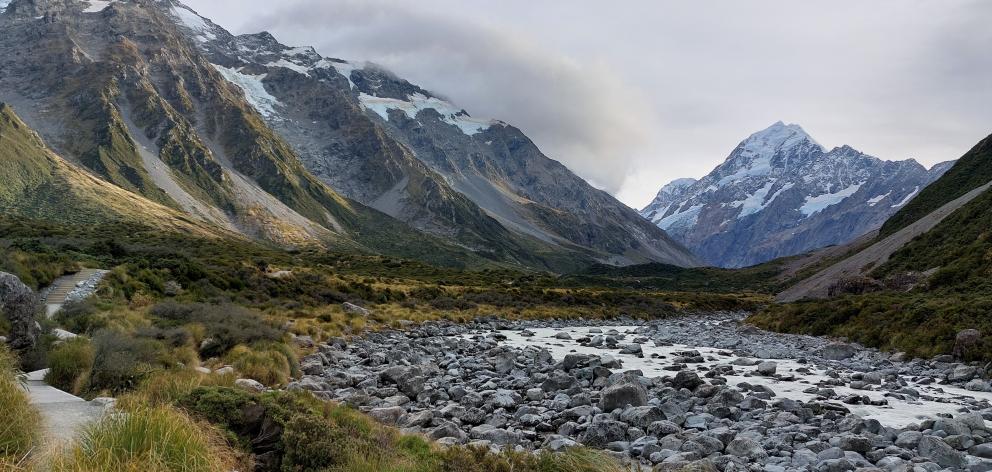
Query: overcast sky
[[185, 0, 992, 209]]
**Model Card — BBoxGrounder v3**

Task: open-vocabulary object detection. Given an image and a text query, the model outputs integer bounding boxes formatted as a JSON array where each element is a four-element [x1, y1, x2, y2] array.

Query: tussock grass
[[49, 406, 242, 472], [225, 344, 293, 387], [0, 346, 42, 466], [44, 337, 95, 395]]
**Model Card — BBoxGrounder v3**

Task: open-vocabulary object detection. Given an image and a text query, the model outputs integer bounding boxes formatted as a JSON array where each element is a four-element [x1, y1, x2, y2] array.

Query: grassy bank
[[751, 290, 992, 361], [0, 346, 42, 470]]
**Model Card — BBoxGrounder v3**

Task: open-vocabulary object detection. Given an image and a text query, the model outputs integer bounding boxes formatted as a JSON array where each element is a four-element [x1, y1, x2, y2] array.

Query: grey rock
[[895, 431, 923, 448], [619, 406, 666, 429], [917, 435, 965, 469], [756, 361, 778, 376], [429, 421, 468, 442], [953, 329, 982, 359], [816, 342, 858, 361], [369, 406, 406, 425], [578, 420, 627, 447], [599, 381, 648, 412], [0, 272, 39, 352], [949, 365, 979, 382], [726, 437, 768, 460], [234, 378, 266, 392], [672, 370, 705, 390], [342, 302, 370, 316]]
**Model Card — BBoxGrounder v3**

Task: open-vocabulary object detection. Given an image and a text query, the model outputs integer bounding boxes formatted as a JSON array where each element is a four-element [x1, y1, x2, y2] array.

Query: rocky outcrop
[[642, 122, 952, 268], [954, 329, 982, 360], [0, 272, 39, 352]]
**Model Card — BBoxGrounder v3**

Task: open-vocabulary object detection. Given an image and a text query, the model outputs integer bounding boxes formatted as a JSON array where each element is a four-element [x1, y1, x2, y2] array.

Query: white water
[[476, 326, 992, 429]]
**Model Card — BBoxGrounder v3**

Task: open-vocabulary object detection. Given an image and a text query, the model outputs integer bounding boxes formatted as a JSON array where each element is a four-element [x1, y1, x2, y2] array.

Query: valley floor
[[293, 312, 992, 470]]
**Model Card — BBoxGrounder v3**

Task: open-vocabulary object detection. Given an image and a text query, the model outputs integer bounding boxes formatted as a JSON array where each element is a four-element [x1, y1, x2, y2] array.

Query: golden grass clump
[[0, 345, 42, 467], [49, 406, 243, 472]]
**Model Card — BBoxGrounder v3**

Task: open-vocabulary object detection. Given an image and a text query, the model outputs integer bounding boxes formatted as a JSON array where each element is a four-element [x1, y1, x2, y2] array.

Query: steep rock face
[[183, 13, 699, 268], [642, 122, 951, 268]]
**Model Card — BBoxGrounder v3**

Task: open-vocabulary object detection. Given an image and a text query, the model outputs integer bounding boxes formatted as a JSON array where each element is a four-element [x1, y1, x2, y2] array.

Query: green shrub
[[50, 406, 238, 472], [55, 299, 103, 334], [45, 337, 95, 395], [0, 345, 41, 465], [89, 330, 168, 393], [149, 302, 283, 357], [282, 414, 343, 470]]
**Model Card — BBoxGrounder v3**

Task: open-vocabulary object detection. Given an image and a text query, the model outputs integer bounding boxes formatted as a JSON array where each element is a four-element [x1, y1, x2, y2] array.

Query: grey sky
[[185, 0, 992, 208]]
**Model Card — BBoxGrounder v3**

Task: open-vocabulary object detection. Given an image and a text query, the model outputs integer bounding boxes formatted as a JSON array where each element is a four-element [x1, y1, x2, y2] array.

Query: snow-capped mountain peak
[[737, 121, 821, 158], [641, 123, 952, 268], [709, 122, 824, 187]]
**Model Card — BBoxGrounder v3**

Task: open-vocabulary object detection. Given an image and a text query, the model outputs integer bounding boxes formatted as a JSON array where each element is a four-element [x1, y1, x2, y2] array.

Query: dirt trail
[[777, 180, 992, 302]]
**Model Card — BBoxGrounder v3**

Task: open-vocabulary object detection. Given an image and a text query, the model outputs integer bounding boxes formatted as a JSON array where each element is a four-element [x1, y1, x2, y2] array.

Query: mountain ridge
[[180, 4, 700, 269]]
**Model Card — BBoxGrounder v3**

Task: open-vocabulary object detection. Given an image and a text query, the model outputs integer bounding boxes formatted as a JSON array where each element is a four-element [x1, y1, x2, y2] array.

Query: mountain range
[[0, 0, 699, 272], [641, 122, 952, 268]]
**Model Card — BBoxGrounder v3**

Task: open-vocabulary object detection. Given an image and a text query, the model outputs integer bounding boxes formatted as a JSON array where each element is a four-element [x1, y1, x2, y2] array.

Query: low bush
[[89, 330, 169, 393], [49, 405, 241, 472], [55, 299, 102, 333], [150, 302, 283, 357], [122, 369, 235, 409], [44, 337, 95, 395]]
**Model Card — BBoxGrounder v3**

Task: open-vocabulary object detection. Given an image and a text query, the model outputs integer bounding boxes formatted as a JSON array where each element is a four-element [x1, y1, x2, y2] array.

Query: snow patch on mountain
[[732, 181, 794, 218], [359, 92, 495, 135], [657, 204, 703, 231], [892, 186, 920, 208], [266, 58, 311, 76], [0, 0, 12, 13], [319, 60, 361, 89], [84, 0, 116, 13], [169, 3, 216, 42], [212, 64, 281, 118], [800, 182, 864, 216], [867, 192, 891, 207]]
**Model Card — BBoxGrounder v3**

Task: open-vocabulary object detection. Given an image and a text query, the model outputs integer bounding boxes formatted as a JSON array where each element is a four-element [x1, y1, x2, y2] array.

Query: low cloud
[[239, 0, 652, 193]]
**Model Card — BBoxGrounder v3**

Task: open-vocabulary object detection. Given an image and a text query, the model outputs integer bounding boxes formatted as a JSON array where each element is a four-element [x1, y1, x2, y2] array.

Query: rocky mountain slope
[[641, 122, 951, 268], [0, 102, 224, 238], [878, 132, 992, 238], [758, 131, 992, 361], [176, 6, 698, 268], [0, 0, 698, 270], [777, 131, 992, 301]]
